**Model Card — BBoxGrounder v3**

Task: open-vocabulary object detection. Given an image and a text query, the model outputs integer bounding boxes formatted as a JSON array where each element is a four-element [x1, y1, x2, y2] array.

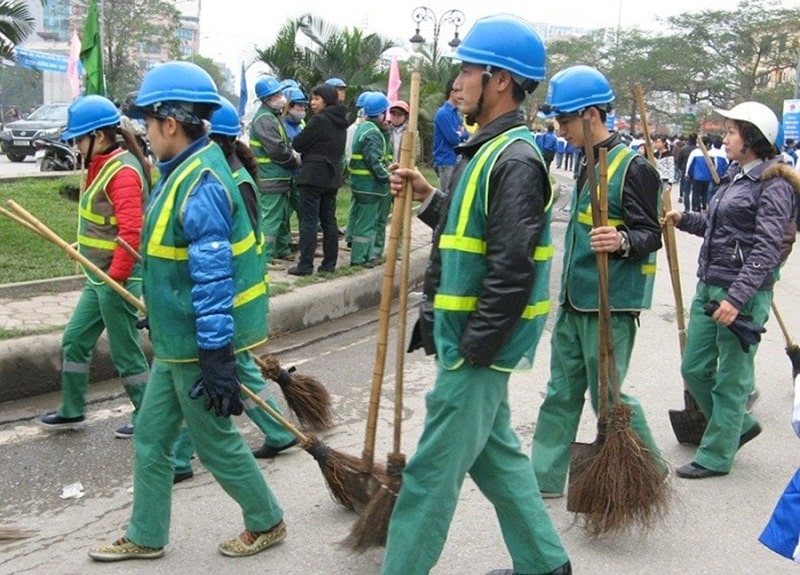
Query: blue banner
[[13, 48, 71, 73], [782, 99, 800, 142]]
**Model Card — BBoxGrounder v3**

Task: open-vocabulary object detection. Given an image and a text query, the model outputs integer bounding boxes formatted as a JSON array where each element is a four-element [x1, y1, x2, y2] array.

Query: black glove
[[188, 343, 244, 417], [135, 317, 149, 331], [703, 300, 766, 353]]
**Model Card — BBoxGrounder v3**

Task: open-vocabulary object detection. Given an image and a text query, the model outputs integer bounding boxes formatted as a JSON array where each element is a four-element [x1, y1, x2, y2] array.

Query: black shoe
[[317, 266, 335, 274], [675, 462, 728, 479], [114, 423, 134, 439], [738, 422, 762, 449], [287, 266, 312, 276], [173, 471, 194, 484], [252, 439, 298, 459], [486, 561, 571, 575], [40, 412, 87, 432]]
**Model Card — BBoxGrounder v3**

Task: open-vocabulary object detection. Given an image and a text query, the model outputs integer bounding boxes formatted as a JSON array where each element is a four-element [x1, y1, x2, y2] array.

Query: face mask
[[269, 96, 287, 111], [289, 110, 306, 122]]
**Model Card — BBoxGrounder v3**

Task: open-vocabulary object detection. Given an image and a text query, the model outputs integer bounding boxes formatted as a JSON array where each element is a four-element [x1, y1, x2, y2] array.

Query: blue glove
[[188, 344, 244, 418]]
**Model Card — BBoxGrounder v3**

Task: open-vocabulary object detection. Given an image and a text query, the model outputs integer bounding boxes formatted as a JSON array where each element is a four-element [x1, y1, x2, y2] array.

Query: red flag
[[66, 30, 81, 99], [388, 56, 401, 104]]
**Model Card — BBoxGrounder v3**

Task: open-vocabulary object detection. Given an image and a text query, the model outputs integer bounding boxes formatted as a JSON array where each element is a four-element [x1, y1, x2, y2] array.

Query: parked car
[[0, 102, 70, 162]]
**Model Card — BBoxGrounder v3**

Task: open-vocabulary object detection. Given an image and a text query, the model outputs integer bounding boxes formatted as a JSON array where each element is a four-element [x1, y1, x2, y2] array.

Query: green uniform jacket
[[559, 143, 658, 311], [142, 141, 268, 361], [435, 126, 553, 372], [348, 120, 391, 195]]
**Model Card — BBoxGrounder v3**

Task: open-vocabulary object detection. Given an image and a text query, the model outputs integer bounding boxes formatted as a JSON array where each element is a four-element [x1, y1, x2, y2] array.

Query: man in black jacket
[[382, 14, 571, 575], [288, 84, 349, 275]]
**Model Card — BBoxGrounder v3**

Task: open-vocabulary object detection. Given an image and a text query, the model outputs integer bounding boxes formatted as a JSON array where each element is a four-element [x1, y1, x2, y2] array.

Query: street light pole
[[409, 6, 465, 66]]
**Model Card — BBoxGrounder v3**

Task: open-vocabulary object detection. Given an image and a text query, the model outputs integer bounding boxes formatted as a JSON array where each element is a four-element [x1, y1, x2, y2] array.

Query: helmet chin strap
[[82, 133, 97, 170], [465, 67, 492, 125]]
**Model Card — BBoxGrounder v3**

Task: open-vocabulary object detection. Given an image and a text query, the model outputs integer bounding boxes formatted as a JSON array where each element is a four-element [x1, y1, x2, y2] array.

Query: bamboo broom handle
[[634, 84, 657, 167], [697, 136, 720, 185], [5, 200, 146, 314], [596, 148, 613, 416], [771, 300, 796, 348], [391, 72, 420, 455]]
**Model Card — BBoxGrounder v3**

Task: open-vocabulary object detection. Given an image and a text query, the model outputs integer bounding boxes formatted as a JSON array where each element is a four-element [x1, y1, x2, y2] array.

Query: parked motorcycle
[[33, 135, 78, 172]]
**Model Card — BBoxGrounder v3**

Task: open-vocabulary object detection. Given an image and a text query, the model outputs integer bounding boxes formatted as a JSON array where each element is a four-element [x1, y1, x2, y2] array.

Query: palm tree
[[0, 0, 34, 59], [255, 14, 396, 106]]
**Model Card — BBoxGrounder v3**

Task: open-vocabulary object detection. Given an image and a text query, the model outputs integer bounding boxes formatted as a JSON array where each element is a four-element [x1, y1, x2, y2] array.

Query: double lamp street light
[[408, 6, 465, 65]]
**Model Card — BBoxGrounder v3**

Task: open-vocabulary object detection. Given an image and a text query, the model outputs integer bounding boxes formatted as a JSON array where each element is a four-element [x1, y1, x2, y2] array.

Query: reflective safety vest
[[77, 149, 147, 283], [231, 162, 270, 312], [348, 121, 391, 195], [434, 126, 553, 372], [560, 143, 658, 311], [142, 142, 267, 361], [249, 106, 292, 186]]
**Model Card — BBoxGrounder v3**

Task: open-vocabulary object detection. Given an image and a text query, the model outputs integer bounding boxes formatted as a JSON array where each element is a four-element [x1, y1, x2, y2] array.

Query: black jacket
[[292, 104, 349, 189], [411, 109, 550, 367]]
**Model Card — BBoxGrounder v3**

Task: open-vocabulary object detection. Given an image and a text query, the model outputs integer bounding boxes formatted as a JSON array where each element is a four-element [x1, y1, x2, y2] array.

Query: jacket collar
[[455, 110, 526, 157]]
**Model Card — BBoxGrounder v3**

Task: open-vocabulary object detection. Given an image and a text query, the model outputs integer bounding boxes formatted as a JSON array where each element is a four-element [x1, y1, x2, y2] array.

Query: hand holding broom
[[114, 235, 334, 431]]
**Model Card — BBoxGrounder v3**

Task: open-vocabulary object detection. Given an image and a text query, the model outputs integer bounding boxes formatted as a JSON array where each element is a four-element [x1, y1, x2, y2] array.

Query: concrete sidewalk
[[0, 217, 432, 403]]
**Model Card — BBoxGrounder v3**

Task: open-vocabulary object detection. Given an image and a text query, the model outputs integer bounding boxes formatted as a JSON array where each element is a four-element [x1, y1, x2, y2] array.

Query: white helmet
[[715, 101, 779, 145]]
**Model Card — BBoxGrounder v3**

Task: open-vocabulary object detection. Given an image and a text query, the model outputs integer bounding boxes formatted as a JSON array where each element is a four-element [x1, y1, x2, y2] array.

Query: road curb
[[0, 249, 428, 404]]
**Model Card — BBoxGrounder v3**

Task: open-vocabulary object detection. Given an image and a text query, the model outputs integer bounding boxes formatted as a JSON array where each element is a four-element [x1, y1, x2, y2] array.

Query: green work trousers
[[261, 192, 291, 261], [681, 282, 770, 473], [371, 193, 393, 260], [125, 357, 283, 549], [532, 308, 663, 494], [172, 353, 295, 474], [349, 191, 383, 265], [382, 364, 569, 575], [58, 279, 148, 420]]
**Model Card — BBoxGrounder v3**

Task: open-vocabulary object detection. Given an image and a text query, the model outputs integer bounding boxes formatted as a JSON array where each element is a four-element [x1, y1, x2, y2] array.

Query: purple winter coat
[[677, 157, 800, 309]]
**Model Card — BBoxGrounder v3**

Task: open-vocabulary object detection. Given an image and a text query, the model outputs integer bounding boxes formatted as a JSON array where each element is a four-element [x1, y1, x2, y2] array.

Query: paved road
[[2, 198, 800, 573], [0, 153, 41, 177]]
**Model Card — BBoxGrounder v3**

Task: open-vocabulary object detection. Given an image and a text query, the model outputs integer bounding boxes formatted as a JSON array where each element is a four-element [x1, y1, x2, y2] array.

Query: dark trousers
[[690, 179, 710, 212], [297, 185, 338, 272]]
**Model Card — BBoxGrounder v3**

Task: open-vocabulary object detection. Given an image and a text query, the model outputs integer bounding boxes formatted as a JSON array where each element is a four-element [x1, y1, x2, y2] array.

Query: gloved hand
[[135, 317, 149, 331], [793, 375, 800, 438], [188, 343, 243, 418], [703, 300, 766, 353]]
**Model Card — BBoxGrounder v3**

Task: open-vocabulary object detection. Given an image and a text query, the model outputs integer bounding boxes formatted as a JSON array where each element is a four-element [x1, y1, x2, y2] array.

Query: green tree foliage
[[0, 65, 42, 115], [0, 0, 33, 59], [188, 55, 236, 104], [76, 0, 182, 101]]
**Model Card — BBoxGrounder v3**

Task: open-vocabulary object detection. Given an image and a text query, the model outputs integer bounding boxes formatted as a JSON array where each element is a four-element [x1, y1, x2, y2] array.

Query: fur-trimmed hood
[[763, 160, 800, 196]]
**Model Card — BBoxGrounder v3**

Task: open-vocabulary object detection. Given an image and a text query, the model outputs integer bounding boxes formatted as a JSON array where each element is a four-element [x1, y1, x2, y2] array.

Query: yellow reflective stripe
[[578, 145, 630, 226], [434, 294, 477, 311], [249, 140, 262, 148], [577, 212, 625, 227], [454, 136, 509, 236], [147, 157, 202, 260], [231, 232, 256, 256], [438, 234, 486, 254], [534, 244, 554, 261], [434, 293, 550, 319], [234, 281, 266, 308], [641, 264, 656, 275], [349, 168, 371, 175], [351, 154, 365, 160], [521, 300, 550, 319], [80, 159, 124, 225], [78, 234, 117, 251]]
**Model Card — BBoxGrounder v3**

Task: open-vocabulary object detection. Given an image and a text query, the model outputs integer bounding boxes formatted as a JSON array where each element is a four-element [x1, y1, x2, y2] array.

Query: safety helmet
[[62, 95, 121, 141], [539, 65, 614, 118], [325, 77, 346, 88], [255, 76, 283, 100], [209, 98, 241, 137], [715, 101, 780, 146], [446, 14, 546, 90], [363, 92, 390, 117], [355, 91, 371, 108], [284, 87, 308, 105], [390, 100, 410, 115], [279, 79, 299, 92], [134, 61, 221, 119]]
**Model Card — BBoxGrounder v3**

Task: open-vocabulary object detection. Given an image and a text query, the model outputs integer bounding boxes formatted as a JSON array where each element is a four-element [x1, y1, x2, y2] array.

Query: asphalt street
[[2, 194, 800, 573]]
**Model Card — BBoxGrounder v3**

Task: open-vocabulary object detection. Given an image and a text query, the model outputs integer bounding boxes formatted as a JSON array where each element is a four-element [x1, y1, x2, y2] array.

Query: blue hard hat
[[284, 87, 308, 105], [134, 61, 221, 115], [539, 65, 614, 118], [62, 95, 121, 141], [325, 77, 346, 88], [255, 75, 283, 99], [446, 14, 546, 88], [355, 91, 371, 108], [279, 79, 299, 91], [363, 92, 390, 117], [209, 98, 241, 137]]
